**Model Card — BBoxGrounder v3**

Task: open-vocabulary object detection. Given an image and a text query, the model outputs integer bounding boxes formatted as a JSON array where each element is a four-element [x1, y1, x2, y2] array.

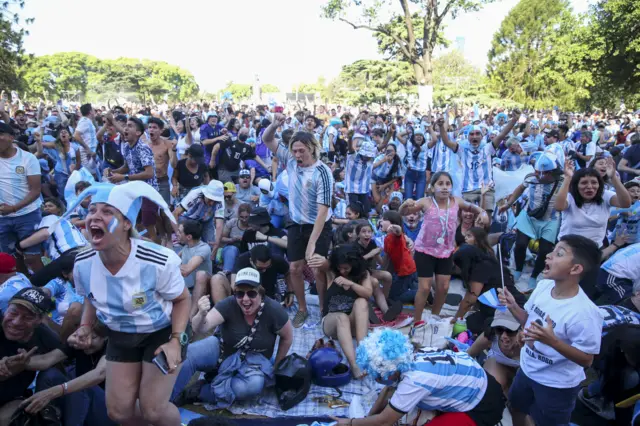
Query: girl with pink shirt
[[399, 171, 489, 321]]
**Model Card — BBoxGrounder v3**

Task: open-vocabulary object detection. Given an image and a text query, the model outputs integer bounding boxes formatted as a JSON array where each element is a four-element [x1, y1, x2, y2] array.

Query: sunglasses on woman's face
[[385, 150, 394, 155], [234, 290, 258, 299], [494, 326, 518, 336]]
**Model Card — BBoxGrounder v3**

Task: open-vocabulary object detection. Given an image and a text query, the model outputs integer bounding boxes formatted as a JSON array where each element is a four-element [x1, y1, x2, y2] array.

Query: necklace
[[431, 196, 450, 245]]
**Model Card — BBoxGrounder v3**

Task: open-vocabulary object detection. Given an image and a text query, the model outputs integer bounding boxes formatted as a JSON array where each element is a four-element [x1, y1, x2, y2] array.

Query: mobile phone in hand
[[152, 351, 170, 375]]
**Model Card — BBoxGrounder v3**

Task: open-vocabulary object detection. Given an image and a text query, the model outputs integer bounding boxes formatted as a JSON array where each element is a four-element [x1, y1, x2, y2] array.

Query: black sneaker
[[173, 379, 206, 407]]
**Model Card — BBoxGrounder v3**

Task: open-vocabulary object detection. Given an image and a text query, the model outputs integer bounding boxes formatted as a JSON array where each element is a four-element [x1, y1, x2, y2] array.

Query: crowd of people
[[0, 93, 639, 426]]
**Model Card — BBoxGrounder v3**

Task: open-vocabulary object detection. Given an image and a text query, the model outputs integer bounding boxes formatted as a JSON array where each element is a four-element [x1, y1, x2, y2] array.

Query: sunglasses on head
[[494, 326, 518, 336], [234, 290, 258, 299]]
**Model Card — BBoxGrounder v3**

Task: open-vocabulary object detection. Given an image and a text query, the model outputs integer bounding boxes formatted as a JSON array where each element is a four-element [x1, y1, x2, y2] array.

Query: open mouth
[[240, 301, 253, 311], [89, 225, 106, 243], [542, 262, 551, 275]]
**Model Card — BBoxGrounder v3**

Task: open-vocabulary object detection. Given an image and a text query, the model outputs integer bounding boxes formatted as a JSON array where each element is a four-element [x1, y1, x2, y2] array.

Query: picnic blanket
[[205, 294, 382, 417]]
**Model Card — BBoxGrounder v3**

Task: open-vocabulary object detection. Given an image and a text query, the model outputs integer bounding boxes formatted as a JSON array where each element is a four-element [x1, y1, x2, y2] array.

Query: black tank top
[[177, 159, 207, 189], [323, 279, 359, 317]]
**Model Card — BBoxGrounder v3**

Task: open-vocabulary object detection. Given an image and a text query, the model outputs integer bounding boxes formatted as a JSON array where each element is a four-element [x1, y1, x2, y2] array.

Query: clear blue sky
[[19, 0, 589, 92]]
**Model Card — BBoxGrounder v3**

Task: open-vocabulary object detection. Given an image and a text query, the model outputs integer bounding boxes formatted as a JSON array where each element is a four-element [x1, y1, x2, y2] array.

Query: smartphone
[[152, 351, 170, 375]]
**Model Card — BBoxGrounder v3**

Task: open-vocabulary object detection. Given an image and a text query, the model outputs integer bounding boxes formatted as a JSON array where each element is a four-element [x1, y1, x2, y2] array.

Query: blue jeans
[[509, 368, 580, 426], [54, 173, 70, 202], [171, 336, 265, 404], [0, 209, 42, 255], [404, 169, 426, 200], [36, 367, 115, 426], [218, 245, 239, 272], [390, 272, 418, 302]]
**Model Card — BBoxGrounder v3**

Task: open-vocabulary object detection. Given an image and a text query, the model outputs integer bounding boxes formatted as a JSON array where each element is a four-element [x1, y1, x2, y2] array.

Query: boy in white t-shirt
[[499, 234, 603, 426]]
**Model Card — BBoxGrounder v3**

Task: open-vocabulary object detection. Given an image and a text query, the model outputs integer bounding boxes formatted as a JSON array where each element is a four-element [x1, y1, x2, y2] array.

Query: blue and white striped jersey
[[73, 239, 185, 333], [520, 135, 543, 154], [501, 151, 523, 171], [455, 141, 496, 193], [276, 143, 333, 224], [39, 215, 87, 259], [45, 277, 84, 325], [406, 142, 429, 172], [543, 142, 566, 170], [389, 349, 487, 414], [179, 186, 225, 222], [0, 148, 42, 216], [322, 126, 338, 152], [0, 273, 32, 312], [430, 137, 453, 173], [372, 154, 402, 181], [345, 153, 373, 194]]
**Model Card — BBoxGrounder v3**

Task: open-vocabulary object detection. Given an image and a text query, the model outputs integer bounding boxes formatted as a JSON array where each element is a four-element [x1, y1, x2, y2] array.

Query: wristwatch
[[171, 331, 189, 346], [124, 174, 130, 182]]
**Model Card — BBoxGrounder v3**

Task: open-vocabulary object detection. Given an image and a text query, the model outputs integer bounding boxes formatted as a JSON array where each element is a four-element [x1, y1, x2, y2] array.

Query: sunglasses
[[224, 195, 233, 200], [385, 150, 394, 155], [494, 326, 518, 336], [234, 290, 258, 299]]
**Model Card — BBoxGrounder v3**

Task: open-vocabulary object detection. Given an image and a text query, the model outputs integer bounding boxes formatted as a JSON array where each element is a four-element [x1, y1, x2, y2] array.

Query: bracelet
[[612, 242, 620, 249], [79, 323, 93, 329], [62, 382, 68, 395]]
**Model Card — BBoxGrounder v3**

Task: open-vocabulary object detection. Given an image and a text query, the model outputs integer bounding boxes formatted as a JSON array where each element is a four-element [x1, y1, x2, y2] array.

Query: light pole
[[386, 73, 392, 107]]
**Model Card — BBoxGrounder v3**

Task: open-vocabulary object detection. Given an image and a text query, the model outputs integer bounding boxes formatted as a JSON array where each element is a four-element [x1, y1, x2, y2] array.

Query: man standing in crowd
[[0, 122, 43, 273], [148, 117, 177, 246], [73, 103, 99, 177], [107, 117, 160, 241], [263, 113, 333, 327]]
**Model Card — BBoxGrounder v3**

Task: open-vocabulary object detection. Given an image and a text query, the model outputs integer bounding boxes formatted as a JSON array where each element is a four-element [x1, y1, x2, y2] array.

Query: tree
[[219, 83, 252, 101], [334, 59, 416, 105], [261, 84, 280, 93], [322, 0, 496, 108], [486, 0, 593, 110], [584, 0, 640, 109], [19, 53, 199, 103], [0, 1, 34, 91]]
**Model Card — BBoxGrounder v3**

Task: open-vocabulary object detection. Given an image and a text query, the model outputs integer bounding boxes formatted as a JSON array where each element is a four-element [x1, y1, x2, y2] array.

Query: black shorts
[[105, 326, 187, 363], [467, 373, 506, 426], [414, 251, 453, 278], [286, 220, 332, 262]]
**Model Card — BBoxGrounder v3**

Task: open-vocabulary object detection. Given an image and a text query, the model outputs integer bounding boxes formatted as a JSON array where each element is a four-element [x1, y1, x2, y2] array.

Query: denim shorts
[[0, 209, 42, 255], [509, 368, 580, 425]]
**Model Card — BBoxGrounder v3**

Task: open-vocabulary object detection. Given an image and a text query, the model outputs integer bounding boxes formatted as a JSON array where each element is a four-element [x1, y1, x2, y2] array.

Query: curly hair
[[329, 244, 369, 283]]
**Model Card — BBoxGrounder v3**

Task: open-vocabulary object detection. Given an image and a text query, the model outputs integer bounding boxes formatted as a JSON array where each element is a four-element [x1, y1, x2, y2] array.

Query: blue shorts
[[0, 209, 42, 255], [509, 368, 580, 426]]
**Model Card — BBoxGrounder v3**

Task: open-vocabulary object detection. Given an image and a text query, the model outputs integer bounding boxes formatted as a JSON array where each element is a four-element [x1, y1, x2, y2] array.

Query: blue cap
[[38, 158, 50, 173]]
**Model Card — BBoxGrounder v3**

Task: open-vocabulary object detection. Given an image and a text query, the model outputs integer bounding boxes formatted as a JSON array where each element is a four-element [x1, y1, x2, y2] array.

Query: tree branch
[[399, 0, 417, 48], [338, 17, 416, 62]]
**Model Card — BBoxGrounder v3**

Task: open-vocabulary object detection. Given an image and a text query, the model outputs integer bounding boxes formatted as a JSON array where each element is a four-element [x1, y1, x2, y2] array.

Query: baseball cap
[[258, 178, 274, 197], [545, 129, 560, 139], [223, 182, 236, 193], [535, 153, 558, 172], [390, 191, 404, 203], [39, 158, 50, 173], [0, 122, 15, 135], [9, 287, 52, 315], [239, 169, 251, 177], [185, 144, 205, 163], [235, 267, 261, 287], [0, 253, 17, 273], [248, 206, 271, 226], [201, 180, 224, 202], [491, 309, 520, 331]]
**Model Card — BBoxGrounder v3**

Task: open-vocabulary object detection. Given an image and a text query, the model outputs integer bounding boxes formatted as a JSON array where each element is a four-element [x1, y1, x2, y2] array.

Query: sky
[[18, 0, 589, 93]]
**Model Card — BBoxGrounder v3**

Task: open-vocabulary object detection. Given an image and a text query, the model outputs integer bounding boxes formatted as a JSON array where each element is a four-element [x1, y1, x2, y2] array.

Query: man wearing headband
[[66, 181, 190, 426], [331, 329, 505, 426], [438, 109, 521, 218]]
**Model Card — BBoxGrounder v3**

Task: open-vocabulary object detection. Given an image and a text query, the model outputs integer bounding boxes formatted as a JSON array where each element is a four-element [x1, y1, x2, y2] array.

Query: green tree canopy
[[19, 52, 199, 103], [322, 0, 497, 107], [0, 1, 34, 91], [487, 0, 593, 110]]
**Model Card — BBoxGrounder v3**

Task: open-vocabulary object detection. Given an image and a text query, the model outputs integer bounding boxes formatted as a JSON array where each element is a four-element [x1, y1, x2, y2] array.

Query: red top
[[384, 233, 416, 277]]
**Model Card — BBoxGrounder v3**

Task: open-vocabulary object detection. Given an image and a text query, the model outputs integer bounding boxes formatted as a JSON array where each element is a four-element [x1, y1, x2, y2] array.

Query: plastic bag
[[409, 317, 453, 349]]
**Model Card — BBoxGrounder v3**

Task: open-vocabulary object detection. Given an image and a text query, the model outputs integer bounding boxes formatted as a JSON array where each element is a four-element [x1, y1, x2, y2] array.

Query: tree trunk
[[413, 55, 433, 110]]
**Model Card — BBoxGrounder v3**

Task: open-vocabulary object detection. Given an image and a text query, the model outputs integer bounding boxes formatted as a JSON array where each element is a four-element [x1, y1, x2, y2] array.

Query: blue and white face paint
[[107, 217, 119, 234]]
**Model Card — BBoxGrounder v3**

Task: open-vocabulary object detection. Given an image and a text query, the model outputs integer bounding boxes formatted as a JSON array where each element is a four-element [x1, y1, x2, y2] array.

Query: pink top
[[414, 197, 459, 258]]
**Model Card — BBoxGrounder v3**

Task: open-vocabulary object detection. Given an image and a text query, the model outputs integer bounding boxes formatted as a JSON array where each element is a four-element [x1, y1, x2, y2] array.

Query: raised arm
[[262, 113, 286, 155], [492, 108, 521, 149], [555, 160, 574, 211], [436, 117, 458, 151]]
